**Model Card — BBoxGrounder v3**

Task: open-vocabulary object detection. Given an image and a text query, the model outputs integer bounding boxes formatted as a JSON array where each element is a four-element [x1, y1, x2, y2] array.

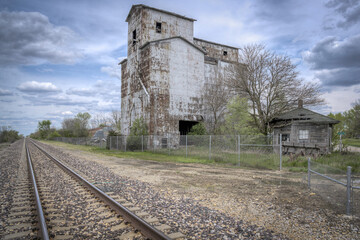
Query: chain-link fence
[[53, 137, 107, 148], [307, 158, 360, 216], [107, 135, 281, 170]]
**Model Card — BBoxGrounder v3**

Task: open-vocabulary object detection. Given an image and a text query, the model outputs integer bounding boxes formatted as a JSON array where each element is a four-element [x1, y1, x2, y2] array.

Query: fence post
[[186, 135, 188, 158], [168, 134, 170, 155], [346, 166, 352, 215], [308, 157, 311, 189], [142, 135, 144, 152], [209, 135, 212, 161], [237, 135, 240, 166], [279, 134, 282, 171]]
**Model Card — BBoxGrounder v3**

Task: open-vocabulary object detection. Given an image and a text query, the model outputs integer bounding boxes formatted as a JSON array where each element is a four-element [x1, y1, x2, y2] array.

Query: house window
[[223, 51, 228, 56], [156, 22, 162, 33], [299, 130, 309, 140], [132, 29, 137, 45], [282, 134, 290, 142]]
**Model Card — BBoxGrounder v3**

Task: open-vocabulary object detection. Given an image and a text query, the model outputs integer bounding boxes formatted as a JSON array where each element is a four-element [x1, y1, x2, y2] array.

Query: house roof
[[270, 107, 340, 125], [126, 4, 196, 22], [139, 36, 206, 54]]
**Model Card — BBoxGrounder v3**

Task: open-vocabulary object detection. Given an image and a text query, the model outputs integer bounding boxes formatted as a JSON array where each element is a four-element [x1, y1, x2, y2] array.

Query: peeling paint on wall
[[120, 5, 239, 140]]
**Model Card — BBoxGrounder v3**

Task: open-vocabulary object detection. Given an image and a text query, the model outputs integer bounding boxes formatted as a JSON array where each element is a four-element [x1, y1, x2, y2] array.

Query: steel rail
[[29, 140, 171, 240], [25, 141, 50, 240]]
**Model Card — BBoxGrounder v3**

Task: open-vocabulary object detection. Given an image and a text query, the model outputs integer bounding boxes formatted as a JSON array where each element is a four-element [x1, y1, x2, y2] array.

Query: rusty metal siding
[[121, 5, 240, 137], [193, 38, 238, 63]]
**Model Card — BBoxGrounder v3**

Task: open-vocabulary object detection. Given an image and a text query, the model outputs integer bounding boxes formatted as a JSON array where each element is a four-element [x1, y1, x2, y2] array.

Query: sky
[[0, 0, 359, 136]]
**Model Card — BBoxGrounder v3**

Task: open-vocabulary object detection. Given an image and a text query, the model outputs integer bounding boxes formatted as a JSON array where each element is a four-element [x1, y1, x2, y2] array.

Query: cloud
[[17, 81, 61, 94], [61, 111, 73, 116], [0, 88, 13, 96], [0, 10, 82, 66], [101, 65, 121, 80], [303, 35, 360, 70], [315, 68, 360, 87], [325, 0, 360, 28], [66, 88, 97, 96], [304, 34, 360, 88]]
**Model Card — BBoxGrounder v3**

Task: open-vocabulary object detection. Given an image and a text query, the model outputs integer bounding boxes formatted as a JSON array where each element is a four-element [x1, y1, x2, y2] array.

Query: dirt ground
[[48, 142, 360, 239]]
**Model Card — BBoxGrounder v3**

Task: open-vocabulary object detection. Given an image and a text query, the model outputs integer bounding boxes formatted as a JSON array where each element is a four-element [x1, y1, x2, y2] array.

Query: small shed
[[270, 101, 340, 155]]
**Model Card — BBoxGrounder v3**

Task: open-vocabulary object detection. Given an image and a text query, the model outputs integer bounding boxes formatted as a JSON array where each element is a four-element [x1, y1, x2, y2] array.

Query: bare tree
[[228, 44, 323, 134], [202, 71, 233, 134], [90, 113, 111, 129], [110, 109, 121, 131]]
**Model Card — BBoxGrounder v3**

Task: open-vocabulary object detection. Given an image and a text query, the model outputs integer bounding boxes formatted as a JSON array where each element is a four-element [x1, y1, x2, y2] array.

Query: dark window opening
[[161, 138, 167, 148], [156, 22, 162, 33], [223, 51, 228, 56], [179, 120, 199, 145], [132, 29, 137, 45], [281, 134, 290, 142], [179, 120, 198, 135]]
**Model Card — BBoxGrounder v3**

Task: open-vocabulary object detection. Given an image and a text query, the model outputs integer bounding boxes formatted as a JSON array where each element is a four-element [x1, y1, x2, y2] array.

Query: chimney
[[298, 99, 303, 108]]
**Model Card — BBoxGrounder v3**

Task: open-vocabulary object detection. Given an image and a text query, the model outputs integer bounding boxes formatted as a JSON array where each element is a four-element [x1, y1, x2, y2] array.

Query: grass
[[42, 140, 360, 174], [283, 151, 360, 174], [343, 138, 360, 148]]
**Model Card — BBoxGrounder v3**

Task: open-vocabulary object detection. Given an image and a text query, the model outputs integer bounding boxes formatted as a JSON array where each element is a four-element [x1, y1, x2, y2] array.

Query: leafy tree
[[61, 112, 91, 137], [227, 44, 323, 134], [127, 117, 148, 151], [328, 112, 346, 147], [220, 96, 260, 135], [344, 99, 360, 138], [48, 130, 61, 139], [188, 122, 207, 135], [38, 120, 51, 139]]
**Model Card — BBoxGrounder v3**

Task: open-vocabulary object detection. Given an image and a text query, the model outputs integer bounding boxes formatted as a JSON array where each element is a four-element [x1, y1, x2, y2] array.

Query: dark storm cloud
[[315, 68, 360, 87], [304, 35, 360, 70], [325, 0, 360, 28], [0, 10, 82, 66]]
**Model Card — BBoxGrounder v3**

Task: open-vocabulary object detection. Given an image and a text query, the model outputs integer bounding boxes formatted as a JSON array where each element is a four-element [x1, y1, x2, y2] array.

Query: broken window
[[223, 51, 228, 56], [132, 29, 137, 45], [156, 22, 162, 33]]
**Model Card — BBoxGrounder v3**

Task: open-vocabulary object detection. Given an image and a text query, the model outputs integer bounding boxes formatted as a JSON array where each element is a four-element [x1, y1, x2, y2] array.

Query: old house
[[270, 100, 340, 155], [119, 4, 239, 144]]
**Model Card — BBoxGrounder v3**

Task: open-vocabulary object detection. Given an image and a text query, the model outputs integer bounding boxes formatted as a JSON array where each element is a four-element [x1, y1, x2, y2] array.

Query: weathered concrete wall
[[121, 5, 240, 139]]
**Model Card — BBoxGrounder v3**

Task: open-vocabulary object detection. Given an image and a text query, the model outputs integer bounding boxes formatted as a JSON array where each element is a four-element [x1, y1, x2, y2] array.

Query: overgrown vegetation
[[343, 138, 360, 148], [188, 122, 207, 135], [127, 117, 148, 151], [328, 99, 360, 146], [0, 126, 23, 143], [44, 139, 360, 174]]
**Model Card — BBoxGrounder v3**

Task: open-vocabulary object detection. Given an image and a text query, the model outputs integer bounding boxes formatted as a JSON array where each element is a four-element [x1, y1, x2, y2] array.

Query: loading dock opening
[[179, 120, 198, 135]]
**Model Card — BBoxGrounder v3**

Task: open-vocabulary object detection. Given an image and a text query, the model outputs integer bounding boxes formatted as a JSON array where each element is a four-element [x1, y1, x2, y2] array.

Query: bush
[[188, 122, 207, 135], [126, 117, 148, 151]]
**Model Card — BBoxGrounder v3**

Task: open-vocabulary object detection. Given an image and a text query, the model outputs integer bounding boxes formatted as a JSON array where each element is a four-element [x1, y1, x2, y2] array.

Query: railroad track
[[2, 139, 185, 239]]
